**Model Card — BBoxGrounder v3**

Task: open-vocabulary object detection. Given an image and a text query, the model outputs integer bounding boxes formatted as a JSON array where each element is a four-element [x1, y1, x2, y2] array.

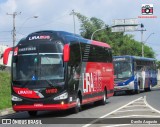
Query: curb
[[0, 108, 15, 116]]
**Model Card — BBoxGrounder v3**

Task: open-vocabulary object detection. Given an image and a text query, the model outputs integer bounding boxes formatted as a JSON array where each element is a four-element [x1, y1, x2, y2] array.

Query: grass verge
[[0, 71, 11, 110]]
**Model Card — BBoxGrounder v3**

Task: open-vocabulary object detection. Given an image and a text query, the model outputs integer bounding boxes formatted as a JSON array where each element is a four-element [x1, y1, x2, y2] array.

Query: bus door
[[67, 41, 81, 103]]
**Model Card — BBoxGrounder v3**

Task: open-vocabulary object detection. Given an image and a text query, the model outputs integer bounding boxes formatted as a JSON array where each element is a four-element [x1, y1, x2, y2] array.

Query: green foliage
[[0, 71, 11, 109], [156, 61, 160, 69], [75, 12, 155, 58]]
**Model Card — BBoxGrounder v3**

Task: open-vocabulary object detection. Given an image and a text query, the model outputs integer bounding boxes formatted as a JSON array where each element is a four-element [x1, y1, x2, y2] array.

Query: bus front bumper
[[114, 81, 134, 92], [13, 102, 76, 111]]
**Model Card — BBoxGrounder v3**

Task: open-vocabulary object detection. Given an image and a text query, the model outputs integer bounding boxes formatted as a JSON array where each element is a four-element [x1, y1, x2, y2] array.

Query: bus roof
[[113, 55, 156, 61], [18, 30, 111, 48]]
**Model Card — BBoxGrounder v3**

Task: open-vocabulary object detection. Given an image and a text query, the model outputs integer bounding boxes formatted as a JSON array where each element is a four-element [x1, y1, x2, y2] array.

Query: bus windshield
[[114, 61, 132, 79], [12, 42, 64, 81]]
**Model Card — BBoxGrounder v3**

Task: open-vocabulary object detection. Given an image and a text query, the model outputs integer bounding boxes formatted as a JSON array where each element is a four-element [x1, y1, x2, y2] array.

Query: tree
[[74, 12, 155, 58], [156, 61, 160, 69]]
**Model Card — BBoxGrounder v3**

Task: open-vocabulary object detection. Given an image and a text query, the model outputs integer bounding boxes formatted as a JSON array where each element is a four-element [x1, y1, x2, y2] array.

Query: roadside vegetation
[[73, 12, 160, 67], [0, 71, 11, 110], [73, 12, 155, 58]]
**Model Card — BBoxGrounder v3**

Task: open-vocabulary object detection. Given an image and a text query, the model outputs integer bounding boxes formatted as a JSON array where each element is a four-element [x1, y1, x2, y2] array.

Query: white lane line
[[133, 101, 144, 103], [108, 115, 160, 118], [116, 109, 152, 113], [99, 97, 143, 118], [132, 102, 144, 104], [144, 96, 160, 114], [82, 97, 143, 127], [102, 124, 131, 127], [125, 105, 147, 108]]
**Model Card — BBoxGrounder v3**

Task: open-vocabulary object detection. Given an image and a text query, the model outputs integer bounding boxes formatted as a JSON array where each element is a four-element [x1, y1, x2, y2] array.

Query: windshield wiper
[[20, 80, 30, 88], [45, 79, 57, 87]]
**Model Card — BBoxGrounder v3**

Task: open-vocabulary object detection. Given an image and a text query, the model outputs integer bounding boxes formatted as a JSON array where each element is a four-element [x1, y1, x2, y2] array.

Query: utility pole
[[140, 23, 146, 57], [71, 10, 76, 34], [141, 30, 144, 57], [7, 12, 21, 47]]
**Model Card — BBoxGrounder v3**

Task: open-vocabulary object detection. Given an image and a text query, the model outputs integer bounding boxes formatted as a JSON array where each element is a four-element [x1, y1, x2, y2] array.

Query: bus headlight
[[12, 95, 22, 101], [54, 92, 68, 100]]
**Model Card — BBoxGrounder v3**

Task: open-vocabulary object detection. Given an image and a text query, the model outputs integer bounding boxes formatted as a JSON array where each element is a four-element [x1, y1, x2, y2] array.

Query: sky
[[0, 0, 160, 60]]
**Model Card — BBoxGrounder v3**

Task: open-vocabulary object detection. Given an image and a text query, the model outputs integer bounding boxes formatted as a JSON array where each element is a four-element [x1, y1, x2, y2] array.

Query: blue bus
[[113, 55, 157, 94]]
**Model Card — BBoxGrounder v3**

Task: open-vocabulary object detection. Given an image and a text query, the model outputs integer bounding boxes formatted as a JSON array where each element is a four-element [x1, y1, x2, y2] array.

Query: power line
[[16, 11, 70, 29], [0, 31, 11, 33]]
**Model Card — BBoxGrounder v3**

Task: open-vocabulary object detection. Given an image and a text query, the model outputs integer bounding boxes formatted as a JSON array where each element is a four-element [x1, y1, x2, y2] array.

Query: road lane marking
[[116, 109, 152, 112], [132, 101, 143, 104], [125, 105, 147, 108], [82, 97, 143, 127], [99, 97, 143, 118], [144, 96, 160, 114]]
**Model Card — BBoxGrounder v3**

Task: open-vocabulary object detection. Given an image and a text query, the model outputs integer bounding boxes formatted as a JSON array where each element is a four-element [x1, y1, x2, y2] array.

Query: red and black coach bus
[[3, 30, 114, 116]]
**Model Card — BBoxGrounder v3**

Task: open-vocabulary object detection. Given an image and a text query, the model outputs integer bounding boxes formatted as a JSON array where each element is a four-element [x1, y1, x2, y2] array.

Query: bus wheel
[[148, 84, 152, 91], [135, 85, 140, 94], [101, 90, 107, 105], [28, 111, 37, 117], [73, 96, 81, 113], [145, 84, 152, 92], [126, 90, 134, 95]]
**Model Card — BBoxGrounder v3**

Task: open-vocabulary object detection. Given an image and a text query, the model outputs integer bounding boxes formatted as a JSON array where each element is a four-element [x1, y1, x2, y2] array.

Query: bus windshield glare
[[13, 54, 64, 81], [12, 42, 64, 81], [114, 61, 132, 79]]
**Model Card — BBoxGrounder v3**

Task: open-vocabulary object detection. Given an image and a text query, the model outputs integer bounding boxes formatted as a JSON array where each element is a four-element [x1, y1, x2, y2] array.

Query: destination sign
[[113, 58, 126, 61], [19, 47, 36, 52]]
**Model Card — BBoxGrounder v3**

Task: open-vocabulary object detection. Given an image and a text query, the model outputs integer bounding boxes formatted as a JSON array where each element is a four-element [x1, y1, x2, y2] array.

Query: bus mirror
[[3, 47, 12, 65], [13, 47, 18, 56], [63, 44, 70, 62]]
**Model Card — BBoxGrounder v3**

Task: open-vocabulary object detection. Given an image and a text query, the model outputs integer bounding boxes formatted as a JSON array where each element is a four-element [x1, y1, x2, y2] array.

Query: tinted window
[[69, 43, 81, 66], [88, 45, 112, 63]]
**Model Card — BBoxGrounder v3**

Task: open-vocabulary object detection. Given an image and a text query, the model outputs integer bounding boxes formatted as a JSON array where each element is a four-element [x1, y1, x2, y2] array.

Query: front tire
[[135, 84, 140, 94], [126, 90, 134, 95], [28, 111, 37, 117], [72, 96, 81, 113]]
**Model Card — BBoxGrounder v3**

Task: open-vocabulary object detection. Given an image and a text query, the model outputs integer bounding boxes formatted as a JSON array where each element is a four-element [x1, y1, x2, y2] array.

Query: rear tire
[[145, 84, 152, 92], [148, 84, 152, 91], [28, 111, 37, 117], [100, 90, 107, 105]]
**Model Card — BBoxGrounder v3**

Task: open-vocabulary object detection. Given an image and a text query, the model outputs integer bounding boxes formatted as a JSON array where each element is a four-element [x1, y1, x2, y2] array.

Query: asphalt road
[[0, 88, 160, 127]]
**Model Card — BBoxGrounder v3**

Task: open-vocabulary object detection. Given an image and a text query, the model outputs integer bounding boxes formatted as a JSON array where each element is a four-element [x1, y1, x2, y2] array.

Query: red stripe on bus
[[82, 95, 103, 104], [13, 102, 76, 111], [91, 40, 111, 48], [13, 87, 40, 99]]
